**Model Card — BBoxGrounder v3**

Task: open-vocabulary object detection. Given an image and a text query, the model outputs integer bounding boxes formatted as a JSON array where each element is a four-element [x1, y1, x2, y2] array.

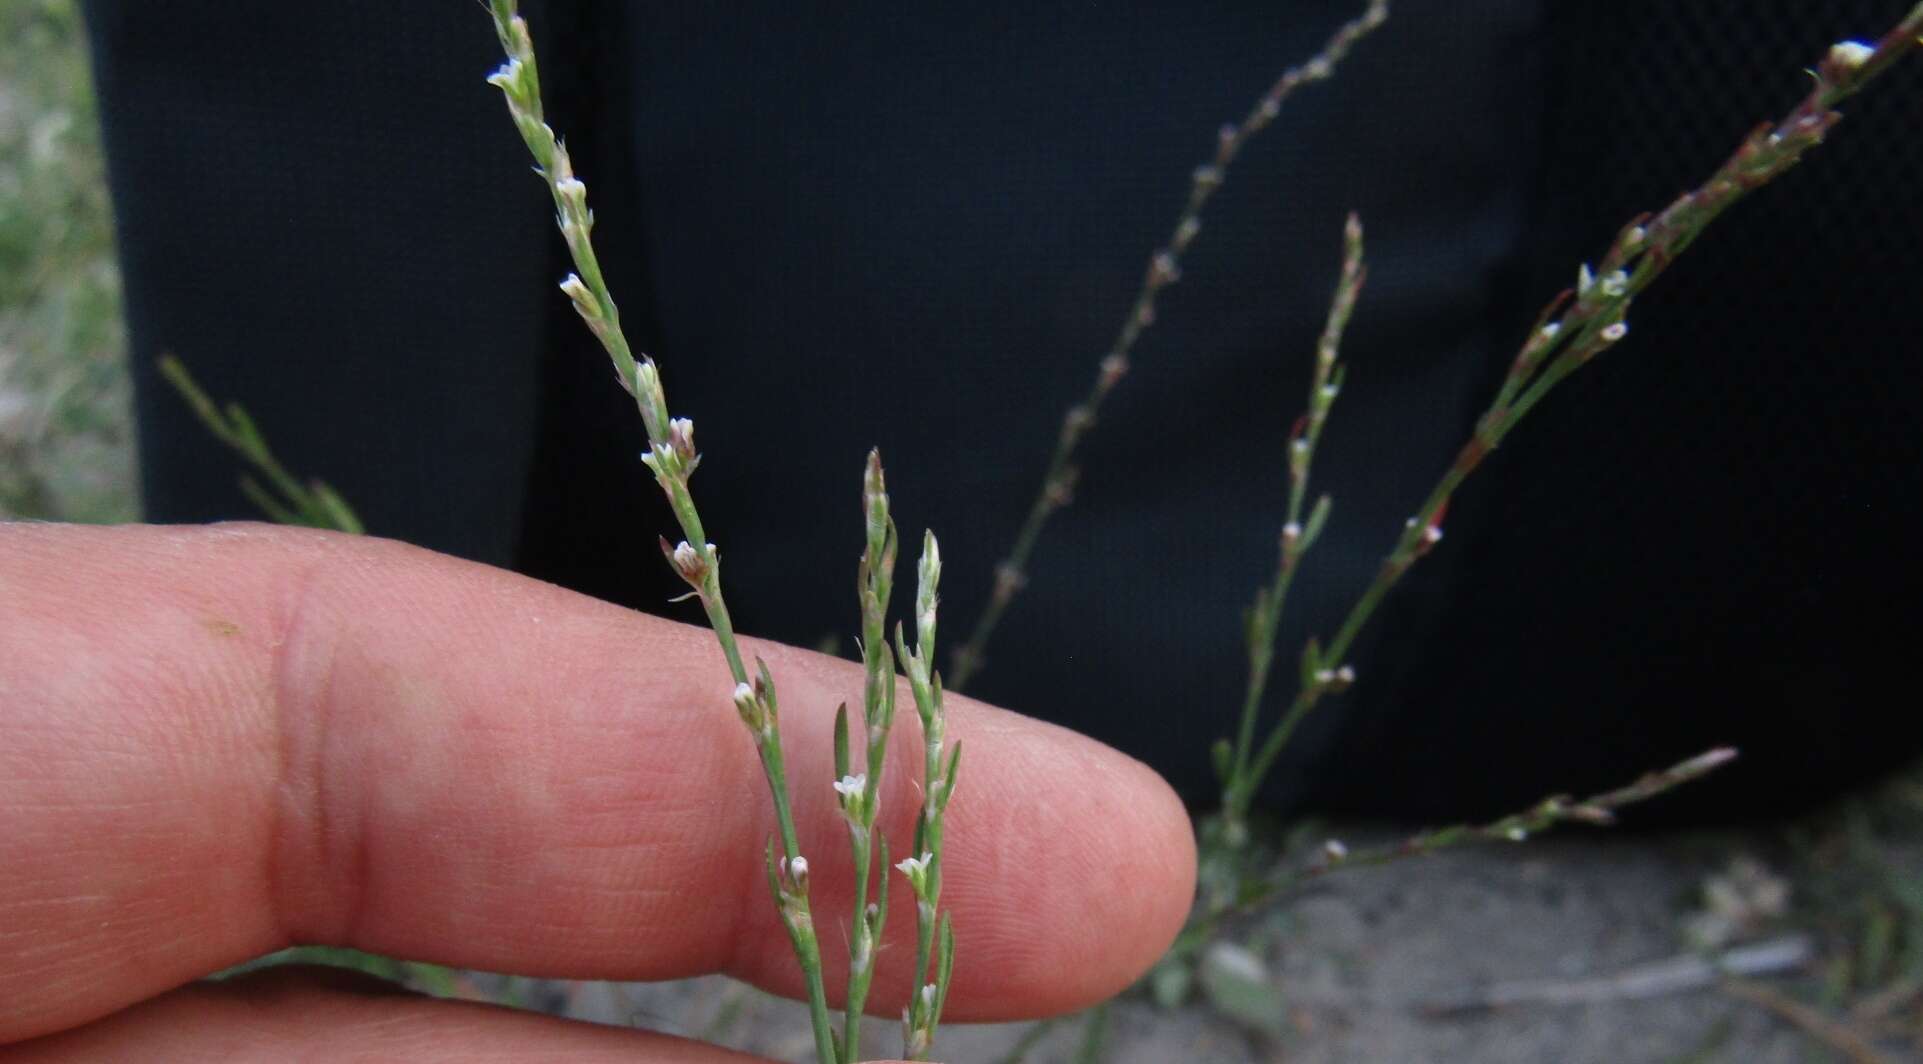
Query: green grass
[[0, 0, 135, 523]]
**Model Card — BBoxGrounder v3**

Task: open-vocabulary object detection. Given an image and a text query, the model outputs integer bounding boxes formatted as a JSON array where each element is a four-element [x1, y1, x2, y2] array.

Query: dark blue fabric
[[86, 1, 1923, 822]]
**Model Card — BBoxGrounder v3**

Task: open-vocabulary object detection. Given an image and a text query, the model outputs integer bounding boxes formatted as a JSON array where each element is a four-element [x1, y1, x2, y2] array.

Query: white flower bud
[[1601, 321, 1629, 343], [558, 273, 596, 315], [1599, 269, 1629, 298], [780, 855, 809, 893], [1577, 262, 1595, 294], [896, 851, 934, 898], [486, 59, 523, 92], [668, 417, 696, 461], [731, 681, 766, 732], [833, 773, 866, 800], [1828, 40, 1875, 70], [1323, 838, 1349, 861]]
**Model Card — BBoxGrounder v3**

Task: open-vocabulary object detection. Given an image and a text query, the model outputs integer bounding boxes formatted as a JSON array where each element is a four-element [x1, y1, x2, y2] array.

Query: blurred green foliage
[[0, 0, 135, 522]]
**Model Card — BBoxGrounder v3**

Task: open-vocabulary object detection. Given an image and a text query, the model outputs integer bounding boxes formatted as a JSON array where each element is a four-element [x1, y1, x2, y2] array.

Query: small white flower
[[1323, 838, 1349, 861], [1828, 40, 1875, 70], [557, 273, 595, 311], [667, 417, 696, 460], [672, 541, 699, 571], [1282, 521, 1303, 542], [1334, 665, 1356, 684], [896, 852, 932, 878], [1623, 225, 1647, 249], [833, 774, 866, 800], [1505, 826, 1528, 842], [1539, 322, 1561, 342], [1601, 321, 1630, 343], [1577, 262, 1596, 294], [732, 682, 754, 705], [920, 983, 937, 1011], [554, 175, 587, 206], [783, 855, 809, 884], [1599, 269, 1629, 298], [1421, 524, 1444, 546], [486, 59, 522, 90]]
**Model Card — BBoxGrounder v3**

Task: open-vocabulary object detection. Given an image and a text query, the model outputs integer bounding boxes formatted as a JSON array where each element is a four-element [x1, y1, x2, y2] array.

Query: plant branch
[[947, 0, 1391, 692], [1236, 9, 1923, 805], [482, 4, 838, 1060], [1178, 747, 1739, 954], [1217, 214, 1364, 839], [156, 354, 363, 534]]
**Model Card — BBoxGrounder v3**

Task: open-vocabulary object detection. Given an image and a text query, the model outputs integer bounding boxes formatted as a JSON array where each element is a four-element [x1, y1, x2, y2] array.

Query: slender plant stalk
[[948, 0, 1391, 692], [993, 1015, 1063, 1064], [1070, 1002, 1111, 1064], [1299, 747, 1740, 883], [1228, 10, 1923, 823], [157, 355, 363, 534], [1215, 214, 1364, 843], [1177, 746, 1741, 954], [834, 450, 902, 1057], [482, 5, 842, 1060], [895, 528, 961, 1059]]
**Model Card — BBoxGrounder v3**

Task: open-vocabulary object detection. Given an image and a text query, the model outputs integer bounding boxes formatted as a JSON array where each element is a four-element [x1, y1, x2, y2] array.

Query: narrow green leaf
[[238, 476, 301, 526], [1210, 738, 1233, 785], [754, 657, 779, 718], [310, 481, 364, 534], [1299, 636, 1323, 693], [833, 703, 850, 781], [939, 742, 962, 812], [1300, 493, 1333, 552], [874, 835, 891, 940], [1198, 942, 1286, 1036], [934, 912, 956, 1023]]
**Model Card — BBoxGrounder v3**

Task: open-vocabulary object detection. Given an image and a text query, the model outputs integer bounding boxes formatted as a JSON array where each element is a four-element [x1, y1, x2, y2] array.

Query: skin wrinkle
[[265, 538, 355, 951]]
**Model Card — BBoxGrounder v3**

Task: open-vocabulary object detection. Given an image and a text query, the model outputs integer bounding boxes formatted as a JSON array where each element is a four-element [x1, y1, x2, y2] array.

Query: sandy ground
[[465, 832, 1916, 1063]]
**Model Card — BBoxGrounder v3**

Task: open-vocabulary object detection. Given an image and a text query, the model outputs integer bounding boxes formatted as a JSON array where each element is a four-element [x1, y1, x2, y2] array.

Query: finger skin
[[0, 523, 1196, 1044], [0, 966, 766, 1063]]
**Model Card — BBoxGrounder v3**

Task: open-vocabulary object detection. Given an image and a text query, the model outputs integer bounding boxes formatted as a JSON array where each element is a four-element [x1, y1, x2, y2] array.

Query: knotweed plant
[[937, 0, 1923, 1042], [161, 1, 1923, 1059], [156, 354, 363, 534], [484, 4, 958, 1061]]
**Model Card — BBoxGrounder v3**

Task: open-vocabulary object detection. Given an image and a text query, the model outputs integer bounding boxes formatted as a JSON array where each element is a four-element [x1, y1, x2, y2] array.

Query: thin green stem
[[1220, 214, 1364, 833], [157, 354, 364, 534], [948, 0, 1391, 692], [843, 451, 900, 1062], [1177, 747, 1739, 956], [897, 532, 957, 1059], [1231, 8, 1923, 821], [483, 5, 838, 1060]]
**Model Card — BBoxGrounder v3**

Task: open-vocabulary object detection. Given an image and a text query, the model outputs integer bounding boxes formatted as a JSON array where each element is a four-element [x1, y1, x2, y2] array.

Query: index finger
[[0, 523, 1195, 1044]]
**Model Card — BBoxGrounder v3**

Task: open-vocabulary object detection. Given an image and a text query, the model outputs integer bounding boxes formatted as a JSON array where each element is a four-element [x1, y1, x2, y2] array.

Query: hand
[[0, 523, 1195, 1061]]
